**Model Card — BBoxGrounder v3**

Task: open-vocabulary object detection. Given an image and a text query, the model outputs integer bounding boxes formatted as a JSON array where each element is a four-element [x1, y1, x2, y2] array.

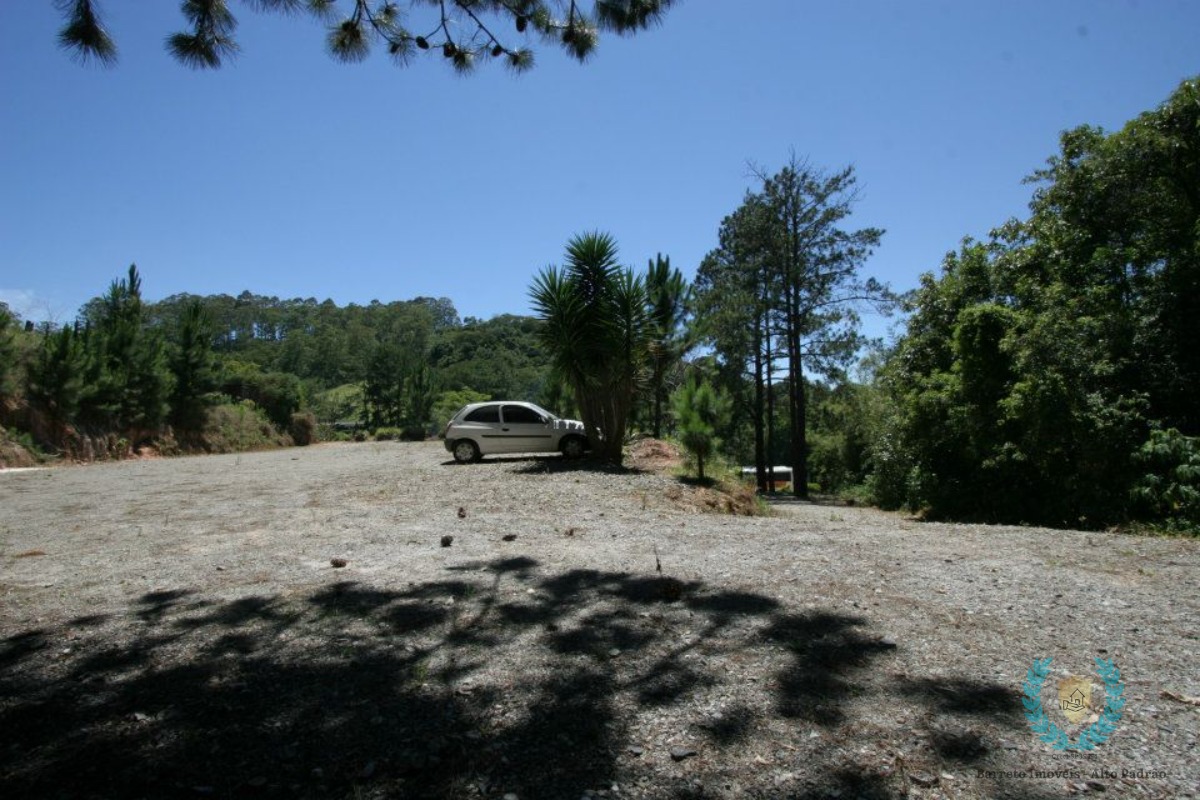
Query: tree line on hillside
[[2, 280, 546, 454], [0, 257, 694, 458], [2, 77, 1197, 532]]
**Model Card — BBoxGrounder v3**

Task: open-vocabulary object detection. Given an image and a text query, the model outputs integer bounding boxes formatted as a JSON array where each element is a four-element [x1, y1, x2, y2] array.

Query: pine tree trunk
[[752, 310, 767, 493], [787, 284, 808, 499], [793, 357, 808, 498], [765, 321, 776, 493]]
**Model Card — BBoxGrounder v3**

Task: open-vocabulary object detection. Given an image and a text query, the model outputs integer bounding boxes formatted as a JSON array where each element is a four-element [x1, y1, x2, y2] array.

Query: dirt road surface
[[2, 442, 1197, 799]]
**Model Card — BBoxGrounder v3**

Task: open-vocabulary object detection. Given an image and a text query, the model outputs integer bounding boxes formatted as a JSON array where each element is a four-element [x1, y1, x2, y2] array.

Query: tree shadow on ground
[[439, 455, 647, 475], [764, 611, 899, 726], [511, 455, 648, 475], [1, 557, 1052, 799], [895, 676, 1025, 765]]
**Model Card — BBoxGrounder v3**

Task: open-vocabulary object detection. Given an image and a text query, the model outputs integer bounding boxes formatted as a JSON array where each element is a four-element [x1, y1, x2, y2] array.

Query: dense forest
[[2, 78, 1197, 533]]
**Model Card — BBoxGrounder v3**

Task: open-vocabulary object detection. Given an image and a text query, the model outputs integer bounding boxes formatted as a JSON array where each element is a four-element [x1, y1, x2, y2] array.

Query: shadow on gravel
[[764, 611, 898, 726], [440, 453, 650, 476], [511, 456, 647, 476], [0, 557, 1040, 799]]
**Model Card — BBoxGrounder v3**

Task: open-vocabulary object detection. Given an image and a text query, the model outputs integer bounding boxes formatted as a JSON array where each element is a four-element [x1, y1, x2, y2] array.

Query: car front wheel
[[560, 436, 587, 459], [452, 440, 481, 463]]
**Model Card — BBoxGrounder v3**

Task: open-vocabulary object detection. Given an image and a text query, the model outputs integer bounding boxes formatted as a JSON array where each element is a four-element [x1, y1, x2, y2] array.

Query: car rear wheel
[[560, 435, 586, 459], [452, 439, 481, 463]]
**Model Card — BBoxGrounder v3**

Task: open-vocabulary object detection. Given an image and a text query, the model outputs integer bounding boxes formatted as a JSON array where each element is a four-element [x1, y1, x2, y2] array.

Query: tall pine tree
[[169, 300, 217, 435], [85, 265, 172, 436]]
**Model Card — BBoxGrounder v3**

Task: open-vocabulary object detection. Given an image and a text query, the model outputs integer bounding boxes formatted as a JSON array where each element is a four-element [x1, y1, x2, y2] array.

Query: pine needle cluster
[[55, 1, 674, 73]]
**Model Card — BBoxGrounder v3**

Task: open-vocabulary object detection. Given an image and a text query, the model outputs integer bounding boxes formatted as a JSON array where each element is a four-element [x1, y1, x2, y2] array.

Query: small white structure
[[740, 466, 793, 492]]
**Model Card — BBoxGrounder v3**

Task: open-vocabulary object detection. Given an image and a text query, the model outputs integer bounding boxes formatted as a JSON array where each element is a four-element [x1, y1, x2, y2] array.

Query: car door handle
[[501, 427, 510, 431]]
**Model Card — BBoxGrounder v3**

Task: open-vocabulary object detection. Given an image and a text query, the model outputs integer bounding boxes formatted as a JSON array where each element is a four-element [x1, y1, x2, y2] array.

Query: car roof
[[458, 400, 540, 413], [464, 400, 533, 407]]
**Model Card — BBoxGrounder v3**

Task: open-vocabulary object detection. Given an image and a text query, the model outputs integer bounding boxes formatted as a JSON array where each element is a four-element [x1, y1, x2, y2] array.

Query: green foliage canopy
[[1132, 428, 1200, 532], [876, 77, 1200, 528], [430, 315, 551, 401], [0, 303, 17, 399], [27, 325, 87, 438]]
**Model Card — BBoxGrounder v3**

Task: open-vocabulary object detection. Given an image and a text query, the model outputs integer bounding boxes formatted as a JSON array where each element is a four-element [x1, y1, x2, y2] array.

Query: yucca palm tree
[[531, 232, 650, 464]]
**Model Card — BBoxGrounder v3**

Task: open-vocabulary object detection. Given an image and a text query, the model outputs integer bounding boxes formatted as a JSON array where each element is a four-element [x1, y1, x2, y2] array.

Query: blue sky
[[1, 1, 1197, 342]]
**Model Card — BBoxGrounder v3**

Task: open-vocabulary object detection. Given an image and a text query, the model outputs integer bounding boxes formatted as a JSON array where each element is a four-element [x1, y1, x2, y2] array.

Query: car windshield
[[530, 404, 558, 421]]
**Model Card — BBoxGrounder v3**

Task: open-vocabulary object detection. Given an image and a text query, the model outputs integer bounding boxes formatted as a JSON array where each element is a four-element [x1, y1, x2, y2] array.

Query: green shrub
[[807, 431, 847, 492], [317, 423, 352, 442], [201, 403, 290, 453], [311, 383, 364, 425], [371, 425, 427, 442], [219, 362, 303, 430], [838, 483, 875, 507], [1131, 428, 1200, 534]]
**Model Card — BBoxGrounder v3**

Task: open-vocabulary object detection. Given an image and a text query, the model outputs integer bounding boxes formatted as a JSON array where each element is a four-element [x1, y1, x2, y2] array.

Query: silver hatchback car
[[441, 401, 589, 463]]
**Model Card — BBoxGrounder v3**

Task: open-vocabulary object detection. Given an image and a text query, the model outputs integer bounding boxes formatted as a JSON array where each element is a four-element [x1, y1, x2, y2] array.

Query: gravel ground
[[1, 441, 1197, 800]]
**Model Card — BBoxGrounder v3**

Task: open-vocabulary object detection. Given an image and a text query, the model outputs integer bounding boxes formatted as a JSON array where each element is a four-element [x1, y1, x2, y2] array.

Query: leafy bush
[[808, 431, 850, 493], [317, 423, 352, 442], [311, 383, 364, 425], [1131, 429, 1200, 533], [838, 483, 875, 507], [201, 402, 290, 453], [371, 426, 425, 441], [219, 362, 303, 430]]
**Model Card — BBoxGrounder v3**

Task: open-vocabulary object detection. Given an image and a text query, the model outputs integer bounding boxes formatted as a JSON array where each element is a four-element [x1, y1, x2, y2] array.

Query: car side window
[[464, 406, 500, 423], [502, 405, 544, 424]]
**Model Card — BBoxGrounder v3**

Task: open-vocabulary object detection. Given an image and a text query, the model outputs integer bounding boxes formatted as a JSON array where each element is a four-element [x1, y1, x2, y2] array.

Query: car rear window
[[464, 405, 501, 423], [502, 405, 544, 424]]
